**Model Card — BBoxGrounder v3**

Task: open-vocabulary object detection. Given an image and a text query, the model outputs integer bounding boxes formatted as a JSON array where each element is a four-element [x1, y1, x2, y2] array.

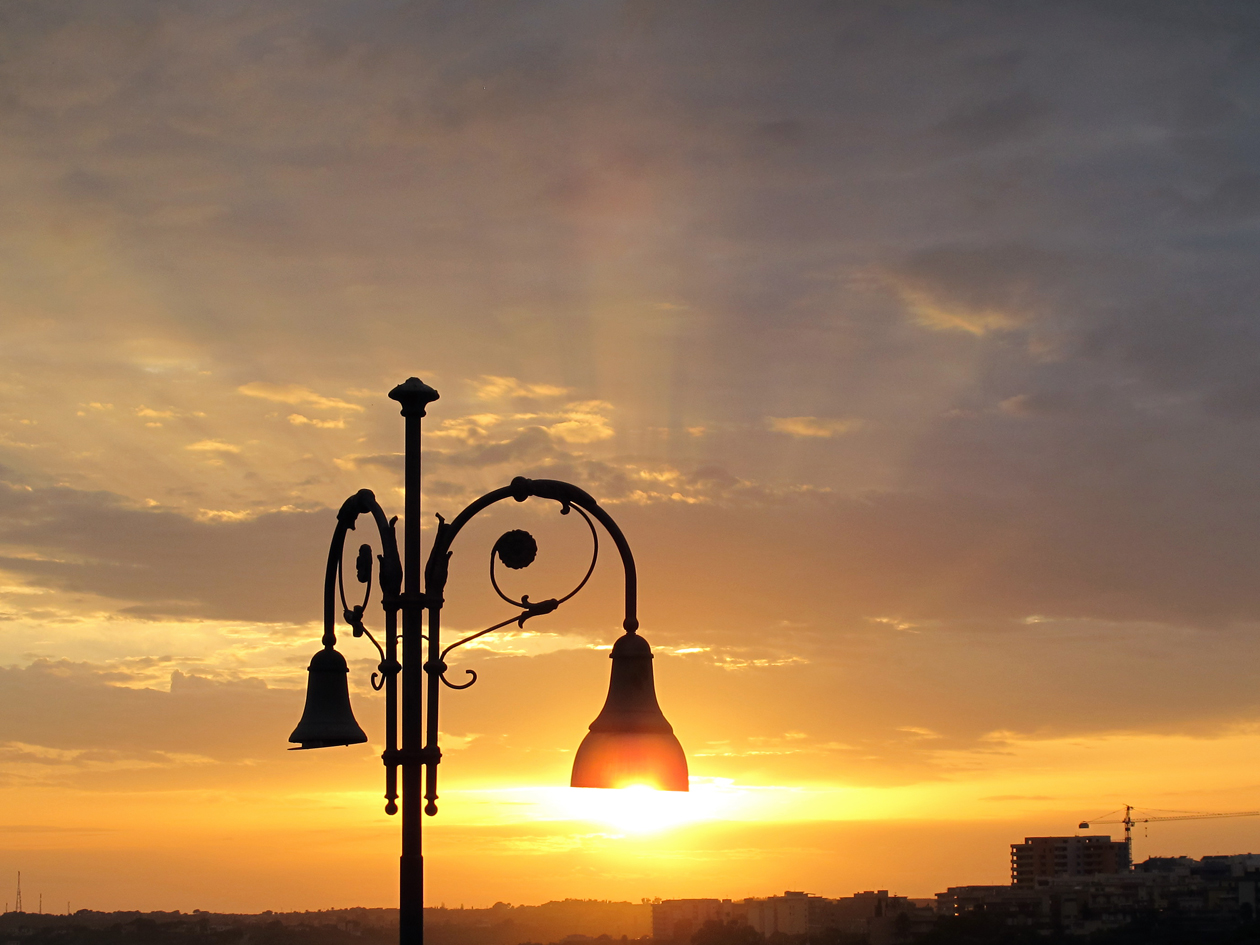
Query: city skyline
[[4, 0, 1260, 915]]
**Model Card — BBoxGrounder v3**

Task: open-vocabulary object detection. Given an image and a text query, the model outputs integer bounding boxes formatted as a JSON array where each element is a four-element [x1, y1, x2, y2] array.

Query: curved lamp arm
[[424, 476, 638, 633], [415, 476, 639, 816], [319, 488, 404, 814], [322, 489, 403, 647]]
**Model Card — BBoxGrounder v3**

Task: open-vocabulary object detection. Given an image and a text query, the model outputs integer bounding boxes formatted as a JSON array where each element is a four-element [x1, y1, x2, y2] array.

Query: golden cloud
[[895, 286, 1022, 336], [237, 382, 364, 412], [473, 375, 572, 401], [767, 417, 862, 438], [547, 412, 614, 443], [287, 414, 346, 429], [185, 439, 241, 453]]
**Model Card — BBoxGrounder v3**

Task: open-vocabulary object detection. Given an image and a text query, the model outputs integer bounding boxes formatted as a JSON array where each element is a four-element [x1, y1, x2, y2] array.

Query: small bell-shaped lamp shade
[[571, 631, 688, 791], [289, 647, 368, 750]]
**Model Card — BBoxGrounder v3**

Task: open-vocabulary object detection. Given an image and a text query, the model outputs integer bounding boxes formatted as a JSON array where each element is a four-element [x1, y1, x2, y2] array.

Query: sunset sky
[[6, 0, 1260, 915]]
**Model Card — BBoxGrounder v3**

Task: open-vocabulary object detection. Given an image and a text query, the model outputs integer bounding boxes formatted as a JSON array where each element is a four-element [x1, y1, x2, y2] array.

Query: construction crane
[[1078, 805, 1260, 861]]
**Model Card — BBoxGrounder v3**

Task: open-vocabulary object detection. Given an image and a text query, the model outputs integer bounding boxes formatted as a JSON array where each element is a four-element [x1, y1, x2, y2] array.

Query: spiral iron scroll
[[335, 519, 398, 695], [436, 501, 600, 690], [337, 543, 390, 690], [333, 496, 601, 694]]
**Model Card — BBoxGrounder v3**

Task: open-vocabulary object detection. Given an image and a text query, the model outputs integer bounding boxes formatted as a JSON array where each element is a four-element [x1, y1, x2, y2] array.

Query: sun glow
[[431, 778, 850, 833], [561, 784, 714, 833]]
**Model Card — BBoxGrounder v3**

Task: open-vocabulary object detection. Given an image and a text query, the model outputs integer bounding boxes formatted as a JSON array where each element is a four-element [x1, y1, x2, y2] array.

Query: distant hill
[[0, 901, 652, 945]]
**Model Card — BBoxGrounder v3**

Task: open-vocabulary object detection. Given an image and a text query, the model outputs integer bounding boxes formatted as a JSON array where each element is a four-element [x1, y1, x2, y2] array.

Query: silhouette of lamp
[[288, 377, 688, 945], [289, 647, 367, 749], [570, 631, 688, 791]]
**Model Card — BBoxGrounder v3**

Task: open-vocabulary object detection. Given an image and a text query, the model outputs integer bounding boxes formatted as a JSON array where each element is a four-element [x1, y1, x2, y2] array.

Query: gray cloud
[[6, 442, 1260, 641], [0, 472, 330, 622], [934, 90, 1052, 148], [0, 660, 307, 762], [2, 0, 1260, 842]]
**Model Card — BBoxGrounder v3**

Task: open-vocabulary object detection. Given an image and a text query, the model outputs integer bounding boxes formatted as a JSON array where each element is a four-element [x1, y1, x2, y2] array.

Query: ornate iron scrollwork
[[320, 489, 404, 814], [493, 529, 537, 570], [322, 475, 640, 819], [437, 500, 600, 691], [336, 539, 397, 691]]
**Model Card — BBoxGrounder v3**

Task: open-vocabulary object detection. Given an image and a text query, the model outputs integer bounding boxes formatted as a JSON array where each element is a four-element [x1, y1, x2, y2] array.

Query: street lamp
[[287, 377, 688, 945]]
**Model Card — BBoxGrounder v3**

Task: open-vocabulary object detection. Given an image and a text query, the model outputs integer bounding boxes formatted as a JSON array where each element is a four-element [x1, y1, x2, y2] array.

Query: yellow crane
[[1078, 805, 1260, 862]]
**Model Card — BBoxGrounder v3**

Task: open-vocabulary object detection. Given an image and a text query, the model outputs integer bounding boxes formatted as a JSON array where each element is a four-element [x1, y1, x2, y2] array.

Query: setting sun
[[441, 780, 752, 836], [560, 785, 711, 834]]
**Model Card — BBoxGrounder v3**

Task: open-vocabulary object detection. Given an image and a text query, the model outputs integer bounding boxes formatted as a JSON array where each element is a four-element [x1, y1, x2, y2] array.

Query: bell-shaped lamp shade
[[571, 631, 688, 791], [289, 647, 368, 750]]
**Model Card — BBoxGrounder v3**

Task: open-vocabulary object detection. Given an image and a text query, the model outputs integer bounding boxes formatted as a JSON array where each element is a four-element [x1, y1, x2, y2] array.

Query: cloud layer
[[2, 0, 1260, 911]]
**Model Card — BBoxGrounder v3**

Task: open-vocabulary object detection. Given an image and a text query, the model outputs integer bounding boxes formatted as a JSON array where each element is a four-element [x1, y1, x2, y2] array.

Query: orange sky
[[5, 0, 1260, 915]]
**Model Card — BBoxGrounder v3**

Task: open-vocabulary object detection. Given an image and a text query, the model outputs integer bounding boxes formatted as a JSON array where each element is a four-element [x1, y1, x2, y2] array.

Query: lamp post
[[288, 377, 688, 945]]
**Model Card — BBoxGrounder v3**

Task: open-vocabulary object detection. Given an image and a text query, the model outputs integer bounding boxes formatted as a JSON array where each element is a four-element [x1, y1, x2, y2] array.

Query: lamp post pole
[[391, 379, 439, 945], [288, 378, 690, 945]]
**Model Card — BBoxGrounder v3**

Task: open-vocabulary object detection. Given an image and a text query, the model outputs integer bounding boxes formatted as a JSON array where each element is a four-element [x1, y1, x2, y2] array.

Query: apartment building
[[1011, 835, 1130, 885], [650, 898, 742, 941]]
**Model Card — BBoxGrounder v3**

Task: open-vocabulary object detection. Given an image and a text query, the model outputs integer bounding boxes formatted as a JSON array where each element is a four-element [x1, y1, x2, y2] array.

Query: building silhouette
[[942, 853, 1260, 937], [650, 899, 738, 941], [1011, 835, 1130, 885], [653, 890, 927, 942]]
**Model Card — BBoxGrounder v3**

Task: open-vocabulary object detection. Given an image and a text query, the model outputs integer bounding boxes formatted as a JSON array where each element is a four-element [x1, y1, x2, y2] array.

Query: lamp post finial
[[389, 377, 440, 417]]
